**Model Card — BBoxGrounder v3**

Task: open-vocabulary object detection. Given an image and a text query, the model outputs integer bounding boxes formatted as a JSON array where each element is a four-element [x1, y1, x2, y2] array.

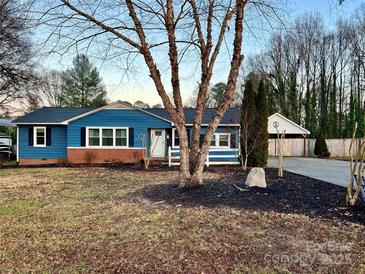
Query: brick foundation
[[67, 148, 146, 164], [19, 158, 62, 165]]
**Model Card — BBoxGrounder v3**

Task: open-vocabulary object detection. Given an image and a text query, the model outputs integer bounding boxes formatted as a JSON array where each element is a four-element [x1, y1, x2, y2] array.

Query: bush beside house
[[251, 80, 269, 167], [240, 77, 269, 168], [314, 137, 330, 158]]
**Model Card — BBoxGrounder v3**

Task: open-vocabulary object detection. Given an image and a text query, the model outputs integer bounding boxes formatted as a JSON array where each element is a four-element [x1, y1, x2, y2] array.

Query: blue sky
[[39, 0, 363, 106]]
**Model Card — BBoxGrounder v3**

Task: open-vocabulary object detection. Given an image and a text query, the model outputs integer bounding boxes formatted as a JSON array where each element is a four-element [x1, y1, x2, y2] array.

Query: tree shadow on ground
[[131, 168, 365, 225]]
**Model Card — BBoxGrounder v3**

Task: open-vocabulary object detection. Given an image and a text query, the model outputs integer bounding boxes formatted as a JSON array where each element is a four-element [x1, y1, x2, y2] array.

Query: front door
[[151, 129, 166, 158]]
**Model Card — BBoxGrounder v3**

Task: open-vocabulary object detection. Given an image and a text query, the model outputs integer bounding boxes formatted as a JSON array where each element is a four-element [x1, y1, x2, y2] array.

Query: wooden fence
[[269, 138, 362, 157]]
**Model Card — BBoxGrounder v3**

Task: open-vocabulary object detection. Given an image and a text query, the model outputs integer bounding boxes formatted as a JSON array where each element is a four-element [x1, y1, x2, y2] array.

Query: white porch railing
[[168, 146, 240, 167]]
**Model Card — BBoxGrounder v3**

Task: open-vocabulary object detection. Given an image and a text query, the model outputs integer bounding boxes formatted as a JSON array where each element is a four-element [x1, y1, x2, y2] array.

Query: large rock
[[245, 167, 266, 188]]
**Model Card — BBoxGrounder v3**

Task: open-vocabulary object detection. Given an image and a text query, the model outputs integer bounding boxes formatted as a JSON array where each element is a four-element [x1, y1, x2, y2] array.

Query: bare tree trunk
[[177, 128, 192, 187], [183, 0, 245, 187]]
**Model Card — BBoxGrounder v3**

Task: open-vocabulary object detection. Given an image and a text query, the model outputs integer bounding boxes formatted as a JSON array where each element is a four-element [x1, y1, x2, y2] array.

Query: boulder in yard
[[245, 167, 266, 188]]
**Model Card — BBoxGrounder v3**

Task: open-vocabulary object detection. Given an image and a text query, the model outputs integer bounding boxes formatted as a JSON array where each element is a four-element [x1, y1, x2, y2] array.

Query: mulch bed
[[135, 167, 365, 225]]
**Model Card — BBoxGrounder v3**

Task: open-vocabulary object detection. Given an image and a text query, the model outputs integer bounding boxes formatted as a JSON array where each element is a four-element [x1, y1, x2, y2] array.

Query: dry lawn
[[0, 167, 364, 273]]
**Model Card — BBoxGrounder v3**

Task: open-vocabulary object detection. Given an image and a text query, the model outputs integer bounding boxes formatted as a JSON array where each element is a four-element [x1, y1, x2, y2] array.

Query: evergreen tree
[[251, 80, 269, 167], [208, 82, 226, 107], [240, 79, 256, 169], [134, 100, 150, 108], [266, 83, 278, 114], [314, 136, 330, 158], [60, 54, 107, 108], [328, 76, 338, 138], [277, 75, 288, 116], [288, 72, 299, 124], [355, 91, 364, 138]]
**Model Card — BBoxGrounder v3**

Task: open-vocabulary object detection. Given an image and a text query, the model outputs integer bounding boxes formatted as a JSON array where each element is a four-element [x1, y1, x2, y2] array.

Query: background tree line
[[24, 54, 108, 111], [0, 0, 109, 114], [247, 11, 365, 138]]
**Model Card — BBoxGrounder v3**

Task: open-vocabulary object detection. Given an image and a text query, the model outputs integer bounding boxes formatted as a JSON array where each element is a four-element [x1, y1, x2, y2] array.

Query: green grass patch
[[2, 160, 17, 166], [0, 200, 41, 215]]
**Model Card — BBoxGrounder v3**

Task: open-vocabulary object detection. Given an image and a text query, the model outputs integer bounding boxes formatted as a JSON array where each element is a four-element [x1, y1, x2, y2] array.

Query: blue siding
[[17, 108, 239, 163], [67, 109, 172, 147], [18, 126, 67, 159], [170, 148, 240, 164]]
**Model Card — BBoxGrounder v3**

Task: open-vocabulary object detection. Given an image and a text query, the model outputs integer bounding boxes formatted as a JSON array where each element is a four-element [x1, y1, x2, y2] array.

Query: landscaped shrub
[[57, 158, 70, 166], [84, 151, 97, 165], [0, 154, 6, 166], [314, 137, 330, 158], [251, 79, 269, 167], [240, 77, 269, 169]]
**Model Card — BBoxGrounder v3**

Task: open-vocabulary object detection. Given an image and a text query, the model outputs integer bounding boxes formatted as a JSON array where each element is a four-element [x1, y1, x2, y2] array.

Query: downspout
[[16, 126, 19, 163], [8, 128, 11, 161]]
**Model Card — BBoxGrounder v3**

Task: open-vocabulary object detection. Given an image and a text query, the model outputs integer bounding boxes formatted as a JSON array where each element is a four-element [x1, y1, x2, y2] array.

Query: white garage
[[268, 113, 310, 156], [268, 113, 310, 136]]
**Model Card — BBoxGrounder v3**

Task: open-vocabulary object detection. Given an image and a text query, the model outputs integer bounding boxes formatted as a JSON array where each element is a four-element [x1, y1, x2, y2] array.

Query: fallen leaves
[[0, 167, 364, 273]]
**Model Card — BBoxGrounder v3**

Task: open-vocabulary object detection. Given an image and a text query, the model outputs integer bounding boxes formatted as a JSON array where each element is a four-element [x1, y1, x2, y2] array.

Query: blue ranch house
[[12, 101, 240, 166]]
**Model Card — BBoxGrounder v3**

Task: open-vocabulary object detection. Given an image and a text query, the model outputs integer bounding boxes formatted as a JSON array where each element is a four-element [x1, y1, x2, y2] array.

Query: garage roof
[[268, 113, 310, 135]]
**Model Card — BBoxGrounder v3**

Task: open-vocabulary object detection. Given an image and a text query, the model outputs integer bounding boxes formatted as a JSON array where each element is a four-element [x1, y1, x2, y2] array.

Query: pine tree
[[251, 80, 269, 167], [209, 82, 226, 107], [60, 54, 107, 108]]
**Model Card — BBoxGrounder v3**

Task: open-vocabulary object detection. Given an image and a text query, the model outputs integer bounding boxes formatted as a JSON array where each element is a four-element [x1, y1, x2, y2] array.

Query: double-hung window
[[209, 133, 230, 148], [102, 129, 113, 146], [172, 128, 230, 149], [87, 127, 128, 147], [217, 133, 229, 147], [34, 127, 46, 147], [172, 128, 180, 148], [115, 129, 127, 146], [88, 128, 100, 146]]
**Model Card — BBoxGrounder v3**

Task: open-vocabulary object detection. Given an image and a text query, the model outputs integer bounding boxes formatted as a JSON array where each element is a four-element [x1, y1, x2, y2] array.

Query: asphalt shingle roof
[[12, 107, 92, 124], [147, 108, 241, 125], [12, 106, 241, 125]]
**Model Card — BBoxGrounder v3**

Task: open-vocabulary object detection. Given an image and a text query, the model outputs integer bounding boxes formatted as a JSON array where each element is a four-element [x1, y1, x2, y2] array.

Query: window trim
[[172, 128, 180, 148], [214, 133, 230, 148], [85, 127, 129, 148], [34, 126, 46, 147]]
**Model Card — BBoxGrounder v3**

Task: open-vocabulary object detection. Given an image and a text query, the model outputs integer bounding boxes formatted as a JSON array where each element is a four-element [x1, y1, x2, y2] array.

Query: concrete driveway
[[267, 157, 350, 188]]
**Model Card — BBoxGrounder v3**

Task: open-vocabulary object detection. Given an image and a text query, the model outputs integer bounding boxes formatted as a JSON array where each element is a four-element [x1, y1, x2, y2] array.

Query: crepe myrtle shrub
[[314, 137, 330, 158]]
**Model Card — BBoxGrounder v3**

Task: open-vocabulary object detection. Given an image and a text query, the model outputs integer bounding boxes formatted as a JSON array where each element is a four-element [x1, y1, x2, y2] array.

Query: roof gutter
[[12, 122, 65, 125]]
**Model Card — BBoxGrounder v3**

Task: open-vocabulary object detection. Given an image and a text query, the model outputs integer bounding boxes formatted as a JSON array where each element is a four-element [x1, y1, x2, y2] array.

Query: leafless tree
[[40, 70, 64, 107], [247, 10, 365, 139], [240, 111, 260, 171], [21, 70, 64, 112], [0, 0, 36, 115], [32, 0, 282, 187]]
